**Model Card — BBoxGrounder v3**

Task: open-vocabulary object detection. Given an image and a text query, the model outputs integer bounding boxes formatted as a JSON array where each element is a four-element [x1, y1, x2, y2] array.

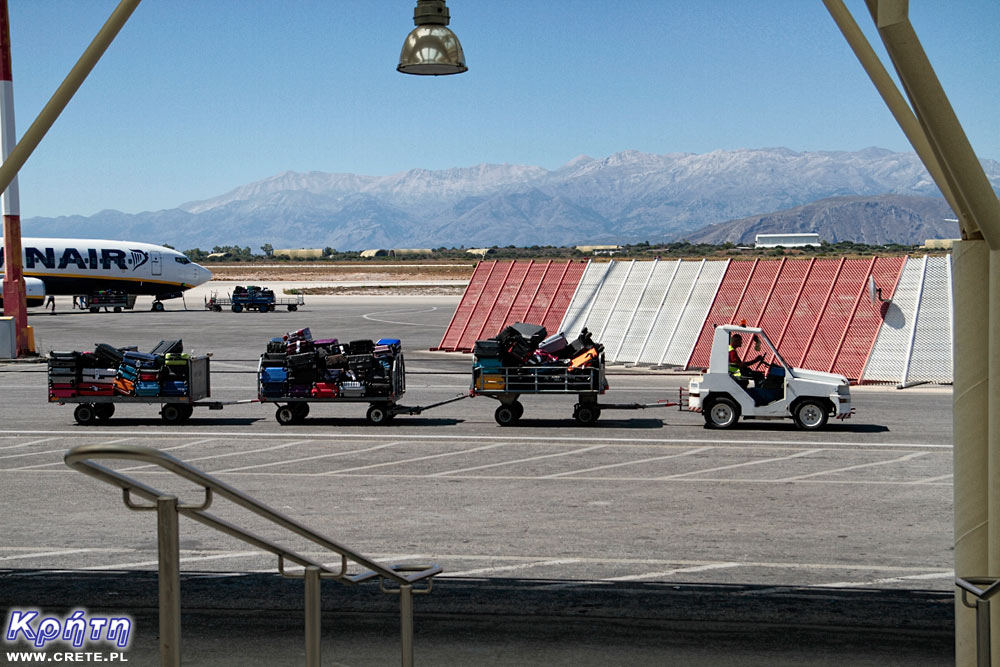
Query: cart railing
[[64, 444, 440, 667], [472, 364, 604, 394]]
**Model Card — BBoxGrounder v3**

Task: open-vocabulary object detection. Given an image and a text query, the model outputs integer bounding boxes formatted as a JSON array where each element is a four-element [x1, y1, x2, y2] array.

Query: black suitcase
[[325, 354, 348, 369], [94, 343, 124, 365], [473, 339, 501, 358], [286, 352, 317, 370], [262, 352, 286, 362], [348, 339, 375, 355], [150, 339, 183, 356], [501, 323, 547, 348]]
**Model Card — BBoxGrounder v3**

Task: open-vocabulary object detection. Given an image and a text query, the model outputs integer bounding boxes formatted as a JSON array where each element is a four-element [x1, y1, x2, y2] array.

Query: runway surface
[[1, 293, 953, 591]]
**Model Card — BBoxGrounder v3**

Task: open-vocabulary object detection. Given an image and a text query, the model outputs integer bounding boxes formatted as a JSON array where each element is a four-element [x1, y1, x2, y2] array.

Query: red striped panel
[[686, 260, 754, 369], [774, 259, 843, 368], [731, 260, 782, 361], [436, 260, 587, 352], [434, 261, 498, 351], [829, 256, 907, 380], [803, 258, 869, 371], [541, 261, 588, 334], [756, 259, 812, 363]]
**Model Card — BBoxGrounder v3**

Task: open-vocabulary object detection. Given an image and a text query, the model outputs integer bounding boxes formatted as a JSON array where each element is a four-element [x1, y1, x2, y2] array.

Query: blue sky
[[6, 1, 999, 218]]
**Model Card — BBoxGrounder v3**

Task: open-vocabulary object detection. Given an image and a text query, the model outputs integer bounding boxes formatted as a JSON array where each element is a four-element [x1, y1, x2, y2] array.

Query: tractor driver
[[729, 333, 765, 388]]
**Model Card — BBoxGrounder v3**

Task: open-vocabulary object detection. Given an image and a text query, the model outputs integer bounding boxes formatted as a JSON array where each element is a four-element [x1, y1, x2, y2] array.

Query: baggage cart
[[79, 290, 137, 313], [471, 355, 677, 426], [48, 356, 248, 424], [205, 287, 303, 313]]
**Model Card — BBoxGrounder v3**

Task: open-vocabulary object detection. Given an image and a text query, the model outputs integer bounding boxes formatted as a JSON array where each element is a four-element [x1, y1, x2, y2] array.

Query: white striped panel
[[559, 261, 608, 337], [636, 261, 702, 365], [600, 261, 657, 362], [662, 259, 729, 367], [906, 255, 953, 384], [616, 260, 682, 363], [581, 261, 633, 339], [862, 257, 925, 383]]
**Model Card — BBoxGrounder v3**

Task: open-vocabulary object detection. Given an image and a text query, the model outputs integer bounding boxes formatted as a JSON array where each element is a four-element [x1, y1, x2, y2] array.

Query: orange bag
[[569, 348, 599, 369]]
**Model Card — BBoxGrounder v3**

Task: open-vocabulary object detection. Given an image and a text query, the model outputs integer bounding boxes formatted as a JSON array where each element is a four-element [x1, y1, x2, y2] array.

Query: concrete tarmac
[[0, 291, 955, 664]]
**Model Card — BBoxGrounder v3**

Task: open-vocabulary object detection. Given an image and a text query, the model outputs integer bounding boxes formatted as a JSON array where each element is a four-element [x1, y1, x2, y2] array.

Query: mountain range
[[23, 148, 1000, 250]]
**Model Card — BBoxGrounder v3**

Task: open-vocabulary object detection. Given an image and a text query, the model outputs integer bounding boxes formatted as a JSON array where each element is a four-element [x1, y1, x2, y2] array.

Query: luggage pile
[[258, 328, 403, 400], [48, 340, 192, 400], [473, 323, 604, 371]]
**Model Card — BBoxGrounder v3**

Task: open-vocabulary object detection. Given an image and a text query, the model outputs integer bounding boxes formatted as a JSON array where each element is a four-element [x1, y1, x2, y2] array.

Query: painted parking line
[[656, 448, 823, 479], [441, 559, 583, 578], [322, 442, 511, 475], [911, 473, 954, 484], [604, 562, 742, 582], [6, 437, 155, 470], [429, 445, 607, 477], [540, 446, 714, 478], [212, 441, 406, 474], [118, 439, 314, 471], [776, 451, 929, 482], [0, 548, 112, 561], [817, 570, 954, 588], [0, 437, 59, 451], [84, 551, 262, 571]]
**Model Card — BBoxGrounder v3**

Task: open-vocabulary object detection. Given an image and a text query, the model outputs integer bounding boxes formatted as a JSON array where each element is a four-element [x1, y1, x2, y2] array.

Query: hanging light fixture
[[397, 0, 467, 76]]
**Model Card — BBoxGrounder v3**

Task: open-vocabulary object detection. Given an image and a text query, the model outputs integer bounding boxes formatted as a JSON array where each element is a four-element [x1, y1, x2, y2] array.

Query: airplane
[[0, 238, 213, 310]]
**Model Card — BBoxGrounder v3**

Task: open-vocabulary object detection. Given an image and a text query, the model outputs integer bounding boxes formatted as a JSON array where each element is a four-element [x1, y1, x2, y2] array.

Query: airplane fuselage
[[1, 238, 213, 302]]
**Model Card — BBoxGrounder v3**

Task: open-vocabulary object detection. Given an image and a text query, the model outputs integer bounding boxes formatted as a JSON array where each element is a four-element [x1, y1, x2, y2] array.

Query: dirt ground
[[208, 264, 475, 282]]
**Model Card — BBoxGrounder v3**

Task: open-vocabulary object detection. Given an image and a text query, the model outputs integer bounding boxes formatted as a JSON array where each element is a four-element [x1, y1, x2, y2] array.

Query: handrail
[[65, 443, 440, 667]]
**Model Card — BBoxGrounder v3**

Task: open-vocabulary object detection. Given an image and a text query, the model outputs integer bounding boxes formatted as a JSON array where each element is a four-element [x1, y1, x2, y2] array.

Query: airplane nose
[[194, 264, 213, 286]]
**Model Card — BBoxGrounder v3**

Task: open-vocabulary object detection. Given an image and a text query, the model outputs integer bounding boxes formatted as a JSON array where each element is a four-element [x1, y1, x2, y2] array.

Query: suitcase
[[287, 352, 316, 369], [473, 339, 501, 358], [124, 351, 161, 368], [262, 352, 286, 362], [49, 382, 77, 390], [348, 354, 374, 370], [117, 366, 139, 381], [266, 338, 286, 354], [348, 339, 374, 355], [48, 367, 78, 377], [367, 382, 391, 396], [500, 323, 547, 347], [94, 343, 124, 365], [284, 327, 312, 342], [286, 339, 314, 355], [474, 373, 506, 391], [150, 339, 184, 356], [325, 354, 348, 369], [164, 353, 190, 365], [311, 382, 338, 398], [569, 348, 599, 369], [78, 352, 100, 368], [259, 367, 288, 383], [114, 377, 135, 395], [376, 338, 401, 348], [49, 389, 78, 399], [79, 387, 114, 397], [260, 381, 287, 398], [474, 357, 504, 370], [538, 333, 569, 354], [162, 366, 189, 379], [323, 368, 343, 382], [313, 338, 339, 347], [287, 384, 312, 397], [340, 382, 365, 397], [135, 381, 160, 396], [373, 344, 392, 356], [139, 371, 160, 382], [161, 381, 188, 396], [81, 368, 117, 380], [50, 350, 80, 360]]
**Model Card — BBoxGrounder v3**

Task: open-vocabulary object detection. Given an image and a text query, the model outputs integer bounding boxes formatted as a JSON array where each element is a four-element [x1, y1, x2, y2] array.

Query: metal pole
[[156, 496, 181, 667], [975, 598, 991, 667], [400, 584, 414, 667], [0, 0, 27, 355], [304, 566, 321, 667], [0, 0, 142, 198]]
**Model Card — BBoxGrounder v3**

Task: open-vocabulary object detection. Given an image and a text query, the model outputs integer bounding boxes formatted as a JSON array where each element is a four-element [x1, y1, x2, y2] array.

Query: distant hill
[[683, 195, 959, 246], [22, 148, 998, 250]]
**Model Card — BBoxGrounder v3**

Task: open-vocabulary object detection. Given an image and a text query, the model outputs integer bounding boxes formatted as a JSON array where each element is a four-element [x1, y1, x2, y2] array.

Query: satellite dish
[[868, 275, 889, 305]]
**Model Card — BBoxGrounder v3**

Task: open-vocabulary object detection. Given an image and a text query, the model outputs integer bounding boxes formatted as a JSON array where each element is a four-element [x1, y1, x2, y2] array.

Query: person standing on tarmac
[[45, 295, 55, 313]]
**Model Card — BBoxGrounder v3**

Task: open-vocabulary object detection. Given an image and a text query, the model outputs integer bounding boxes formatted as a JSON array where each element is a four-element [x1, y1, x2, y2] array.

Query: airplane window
[[174, 257, 191, 265]]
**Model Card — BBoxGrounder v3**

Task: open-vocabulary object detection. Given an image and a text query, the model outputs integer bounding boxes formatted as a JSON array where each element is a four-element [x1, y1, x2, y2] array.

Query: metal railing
[[64, 444, 441, 667], [956, 576, 1000, 667]]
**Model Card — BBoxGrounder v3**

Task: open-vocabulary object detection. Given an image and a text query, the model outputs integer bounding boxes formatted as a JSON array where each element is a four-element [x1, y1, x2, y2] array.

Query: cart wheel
[[161, 404, 184, 424], [232, 304, 243, 313], [292, 402, 310, 421], [73, 404, 98, 425], [573, 405, 600, 426], [214, 305, 222, 312], [259, 304, 269, 313], [276, 406, 297, 425], [95, 404, 115, 422], [151, 302, 165, 312], [89, 306, 99, 313], [793, 400, 829, 431], [113, 306, 122, 313], [288, 305, 297, 312], [494, 404, 519, 426], [366, 405, 390, 425], [177, 405, 195, 422], [704, 396, 740, 429], [511, 401, 524, 420]]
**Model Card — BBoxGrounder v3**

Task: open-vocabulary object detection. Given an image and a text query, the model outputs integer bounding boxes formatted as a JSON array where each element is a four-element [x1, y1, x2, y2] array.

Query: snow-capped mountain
[[23, 148, 998, 250]]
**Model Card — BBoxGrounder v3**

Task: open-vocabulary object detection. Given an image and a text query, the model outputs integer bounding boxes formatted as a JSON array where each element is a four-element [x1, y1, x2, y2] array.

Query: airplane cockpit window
[[174, 256, 191, 265]]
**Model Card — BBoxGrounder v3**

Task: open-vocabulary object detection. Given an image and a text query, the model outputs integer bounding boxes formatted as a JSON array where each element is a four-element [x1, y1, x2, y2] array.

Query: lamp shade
[[397, 24, 467, 75]]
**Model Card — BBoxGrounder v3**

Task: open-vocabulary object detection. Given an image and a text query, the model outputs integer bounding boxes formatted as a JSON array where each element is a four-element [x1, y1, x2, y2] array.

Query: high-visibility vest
[[729, 345, 741, 377]]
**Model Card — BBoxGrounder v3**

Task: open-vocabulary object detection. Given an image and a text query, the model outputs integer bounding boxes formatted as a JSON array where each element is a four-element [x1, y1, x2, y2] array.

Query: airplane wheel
[[151, 302, 165, 312], [704, 396, 740, 429], [494, 404, 518, 426], [95, 404, 115, 422], [73, 404, 98, 425], [573, 405, 600, 426], [276, 406, 296, 425]]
